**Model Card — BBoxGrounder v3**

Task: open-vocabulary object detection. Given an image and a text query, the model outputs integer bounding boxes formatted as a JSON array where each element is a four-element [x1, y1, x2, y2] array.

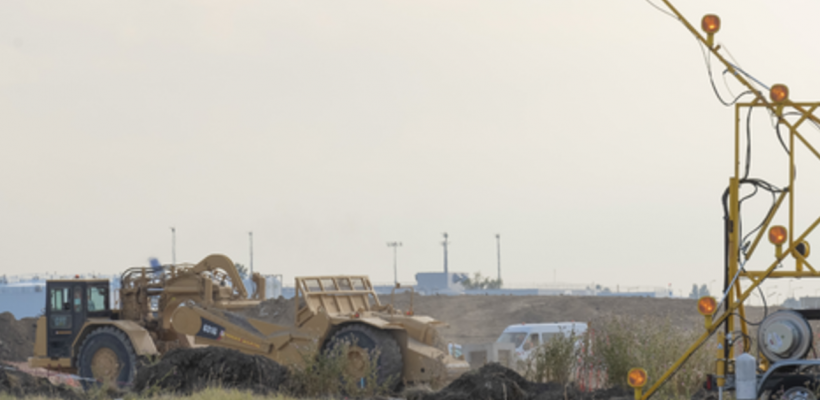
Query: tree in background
[[462, 272, 502, 290], [688, 284, 710, 299]]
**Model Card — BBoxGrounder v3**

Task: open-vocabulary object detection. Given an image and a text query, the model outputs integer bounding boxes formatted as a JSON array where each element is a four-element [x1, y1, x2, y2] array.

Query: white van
[[495, 322, 588, 361]]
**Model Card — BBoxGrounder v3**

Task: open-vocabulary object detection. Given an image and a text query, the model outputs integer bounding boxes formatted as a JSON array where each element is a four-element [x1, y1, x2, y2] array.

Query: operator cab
[[45, 279, 111, 358]]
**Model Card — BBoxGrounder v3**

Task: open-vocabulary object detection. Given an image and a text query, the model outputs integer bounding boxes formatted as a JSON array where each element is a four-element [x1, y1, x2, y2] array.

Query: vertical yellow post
[[790, 118, 798, 271], [735, 281, 749, 351], [734, 104, 741, 180], [724, 174, 740, 388], [716, 330, 726, 387]]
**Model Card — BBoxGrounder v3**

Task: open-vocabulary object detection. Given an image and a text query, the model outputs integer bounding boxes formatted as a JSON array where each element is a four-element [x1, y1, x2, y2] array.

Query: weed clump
[[285, 339, 396, 398], [523, 329, 581, 385], [583, 315, 711, 398]]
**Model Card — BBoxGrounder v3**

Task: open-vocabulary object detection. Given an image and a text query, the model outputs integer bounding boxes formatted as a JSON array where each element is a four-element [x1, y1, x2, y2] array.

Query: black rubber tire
[[781, 385, 818, 400], [765, 376, 818, 400], [323, 324, 403, 390], [77, 327, 138, 390]]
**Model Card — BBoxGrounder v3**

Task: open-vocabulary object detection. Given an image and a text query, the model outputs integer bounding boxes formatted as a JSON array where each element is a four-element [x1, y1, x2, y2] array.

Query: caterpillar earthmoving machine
[[28, 254, 267, 387], [626, 2, 820, 400], [29, 254, 468, 389], [170, 276, 469, 389]]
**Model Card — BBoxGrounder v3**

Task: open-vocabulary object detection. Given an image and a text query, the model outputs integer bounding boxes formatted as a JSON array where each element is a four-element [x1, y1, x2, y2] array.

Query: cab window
[[73, 286, 83, 312], [87, 286, 108, 312], [497, 332, 528, 348], [50, 287, 71, 312], [522, 333, 540, 351]]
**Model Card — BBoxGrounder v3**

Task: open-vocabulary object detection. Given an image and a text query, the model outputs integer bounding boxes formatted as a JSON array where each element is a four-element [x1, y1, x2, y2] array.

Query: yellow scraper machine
[[632, 2, 820, 400], [29, 253, 467, 389]]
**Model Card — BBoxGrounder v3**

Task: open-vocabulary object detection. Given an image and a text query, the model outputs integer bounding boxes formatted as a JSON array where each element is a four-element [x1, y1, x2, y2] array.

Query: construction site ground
[[241, 293, 771, 345], [1, 295, 772, 399]]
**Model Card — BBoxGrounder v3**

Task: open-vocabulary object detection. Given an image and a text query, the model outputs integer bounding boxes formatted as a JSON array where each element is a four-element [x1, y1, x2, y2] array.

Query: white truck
[[496, 322, 588, 363]]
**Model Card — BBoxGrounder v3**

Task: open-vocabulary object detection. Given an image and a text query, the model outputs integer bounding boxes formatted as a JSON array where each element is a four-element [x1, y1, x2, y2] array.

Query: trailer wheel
[[781, 385, 817, 400], [77, 327, 138, 390], [324, 324, 403, 390], [762, 375, 819, 400]]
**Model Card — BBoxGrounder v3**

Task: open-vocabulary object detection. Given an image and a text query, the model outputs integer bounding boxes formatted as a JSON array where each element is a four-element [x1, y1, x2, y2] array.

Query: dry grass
[[519, 315, 713, 399], [0, 388, 315, 400], [522, 329, 579, 385], [0, 391, 309, 400], [584, 315, 713, 399], [283, 340, 395, 398]]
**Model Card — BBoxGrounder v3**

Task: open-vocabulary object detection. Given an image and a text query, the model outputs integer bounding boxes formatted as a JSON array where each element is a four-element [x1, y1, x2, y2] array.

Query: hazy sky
[[3, 1, 820, 300]]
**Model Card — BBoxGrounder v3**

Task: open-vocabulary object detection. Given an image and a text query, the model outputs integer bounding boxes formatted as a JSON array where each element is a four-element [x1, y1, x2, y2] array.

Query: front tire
[[77, 327, 138, 390]]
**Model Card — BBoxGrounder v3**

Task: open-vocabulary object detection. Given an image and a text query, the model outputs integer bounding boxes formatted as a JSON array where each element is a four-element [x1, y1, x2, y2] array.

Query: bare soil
[[391, 294, 772, 344], [406, 363, 631, 400], [241, 294, 770, 345], [0, 312, 38, 362]]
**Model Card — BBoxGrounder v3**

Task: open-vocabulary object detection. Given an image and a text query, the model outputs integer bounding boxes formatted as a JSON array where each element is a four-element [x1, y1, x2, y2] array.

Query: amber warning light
[[627, 368, 648, 388], [701, 14, 721, 34], [770, 84, 789, 103], [698, 296, 717, 316], [769, 225, 788, 245]]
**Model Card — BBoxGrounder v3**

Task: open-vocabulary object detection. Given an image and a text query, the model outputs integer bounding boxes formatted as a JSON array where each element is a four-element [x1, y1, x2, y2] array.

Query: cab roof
[[502, 322, 588, 333]]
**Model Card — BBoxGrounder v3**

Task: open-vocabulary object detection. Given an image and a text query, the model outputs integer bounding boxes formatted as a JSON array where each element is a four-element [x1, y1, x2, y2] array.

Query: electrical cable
[[698, 42, 753, 107], [739, 180, 782, 250], [773, 118, 792, 156], [742, 106, 754, 180], [644, 0, 678, 20], [718, 44, 747, 101], [728, 330, 753, 353]]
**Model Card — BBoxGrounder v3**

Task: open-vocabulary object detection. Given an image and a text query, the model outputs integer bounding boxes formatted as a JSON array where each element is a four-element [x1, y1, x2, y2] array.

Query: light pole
[[495, 234, 501, 283], [249, 231, 254, 276], [170, 227, 176, 265], [442, 233, 449, 275], [387, 242, 402, 286]]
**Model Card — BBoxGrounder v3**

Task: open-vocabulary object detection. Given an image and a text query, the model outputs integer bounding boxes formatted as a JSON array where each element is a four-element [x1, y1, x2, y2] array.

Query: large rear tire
[[77, 327, 138, 390], [324, 324, 403, 390]]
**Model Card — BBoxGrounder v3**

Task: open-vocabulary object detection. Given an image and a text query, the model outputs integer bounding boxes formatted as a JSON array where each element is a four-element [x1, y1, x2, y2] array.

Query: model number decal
[[197, 318, 225, 341]]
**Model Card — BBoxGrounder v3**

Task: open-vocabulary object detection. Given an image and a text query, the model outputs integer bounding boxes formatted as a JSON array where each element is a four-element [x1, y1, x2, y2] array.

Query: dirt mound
[[388, 294, 769, 345], [0, 366, 82, 399], [0, 312, 38, 362], [408, 363, 630, 400], [239, 296, 297, 326], [132, 347, 289, 395]]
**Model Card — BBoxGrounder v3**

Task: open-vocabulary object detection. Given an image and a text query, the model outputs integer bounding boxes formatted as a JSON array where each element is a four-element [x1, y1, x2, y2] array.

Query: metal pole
[[387, 242, 402, 285], [442, 233, 449, 275], [495, 234, 501, 282], [171, 227, 176, 265], [249, 231, 254, 276]]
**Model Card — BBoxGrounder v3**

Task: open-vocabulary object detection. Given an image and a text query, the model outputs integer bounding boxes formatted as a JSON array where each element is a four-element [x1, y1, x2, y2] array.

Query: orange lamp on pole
[[701, 14, 720, 48], [628, 368, 648, 400], [770, 84, 789, 103], [769, 225, 787, 258], [698, 296, 717, 329]]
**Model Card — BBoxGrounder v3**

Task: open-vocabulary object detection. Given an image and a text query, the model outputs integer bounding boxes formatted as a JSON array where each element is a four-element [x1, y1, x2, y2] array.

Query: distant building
[[415, 272, 468, 295]]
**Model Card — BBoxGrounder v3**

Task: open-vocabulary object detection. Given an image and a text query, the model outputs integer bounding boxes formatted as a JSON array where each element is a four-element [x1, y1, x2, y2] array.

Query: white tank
[[735, 352, 757, 400]]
